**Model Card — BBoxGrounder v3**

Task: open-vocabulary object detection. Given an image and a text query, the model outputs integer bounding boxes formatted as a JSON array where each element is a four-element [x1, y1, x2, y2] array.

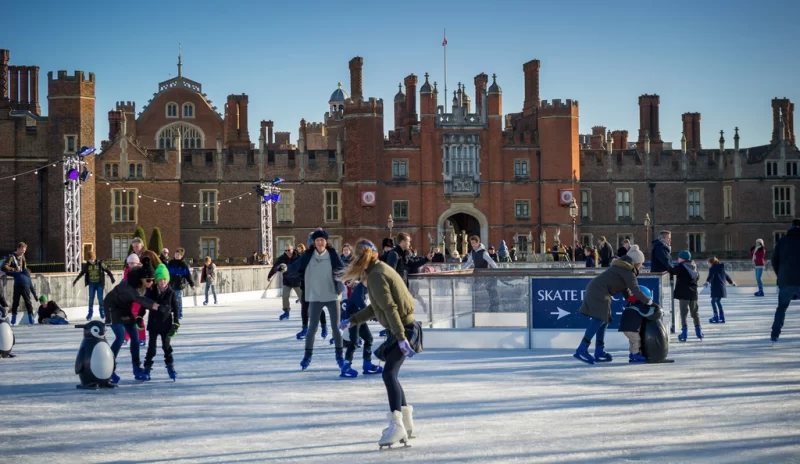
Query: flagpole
[[443, 28, 447, 113]]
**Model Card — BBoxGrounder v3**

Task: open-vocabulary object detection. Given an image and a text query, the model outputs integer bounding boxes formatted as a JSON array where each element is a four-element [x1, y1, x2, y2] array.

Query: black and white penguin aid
[[75, 321, 116, 389], [0, 307, 15, 358]]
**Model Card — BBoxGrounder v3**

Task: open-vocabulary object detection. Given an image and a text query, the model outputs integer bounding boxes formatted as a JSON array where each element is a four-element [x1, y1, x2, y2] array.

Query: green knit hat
[[39, 295, 47, 303], [154, 263, 170, 282]]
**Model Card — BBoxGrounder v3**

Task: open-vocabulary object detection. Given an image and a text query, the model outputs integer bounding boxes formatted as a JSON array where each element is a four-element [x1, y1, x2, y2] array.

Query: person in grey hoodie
[[282, 228, 345, 370], [462, 235, 500, 309], [668, 250, 701, 342]]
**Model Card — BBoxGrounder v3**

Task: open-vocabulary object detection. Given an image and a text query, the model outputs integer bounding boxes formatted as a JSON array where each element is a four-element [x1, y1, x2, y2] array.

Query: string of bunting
[[0, 159, 66, 182], [96, 175, 256, 207]]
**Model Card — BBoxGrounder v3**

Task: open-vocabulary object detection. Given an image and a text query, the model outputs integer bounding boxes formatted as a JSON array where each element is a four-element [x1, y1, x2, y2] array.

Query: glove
[[339, 319, 351, 331], [168, 323, 180, 338], [136, 317, 145, 330], [397, 339, 416, 358], [277, 264, 288, 273]]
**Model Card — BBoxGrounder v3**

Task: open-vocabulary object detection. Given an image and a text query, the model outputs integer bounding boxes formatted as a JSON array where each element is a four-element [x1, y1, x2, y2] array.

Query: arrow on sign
[[551, 307, 570, 320]]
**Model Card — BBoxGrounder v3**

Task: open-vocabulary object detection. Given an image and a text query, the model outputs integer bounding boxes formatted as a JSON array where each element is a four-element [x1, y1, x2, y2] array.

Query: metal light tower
[[63, 146, 95, 272], [258, 178, 283, 263]]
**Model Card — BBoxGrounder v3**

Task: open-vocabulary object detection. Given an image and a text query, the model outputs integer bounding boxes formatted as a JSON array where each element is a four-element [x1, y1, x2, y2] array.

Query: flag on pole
[[442, 31, 447, 47]]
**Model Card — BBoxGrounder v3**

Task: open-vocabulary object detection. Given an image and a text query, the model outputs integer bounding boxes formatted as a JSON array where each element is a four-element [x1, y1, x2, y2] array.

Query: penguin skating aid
[[74, 322, 117, 389], [0, 307, 16, 358]]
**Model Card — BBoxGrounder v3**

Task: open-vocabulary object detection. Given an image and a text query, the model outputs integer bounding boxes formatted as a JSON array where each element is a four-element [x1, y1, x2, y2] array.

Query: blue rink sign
[[531, 277, 662, 329]]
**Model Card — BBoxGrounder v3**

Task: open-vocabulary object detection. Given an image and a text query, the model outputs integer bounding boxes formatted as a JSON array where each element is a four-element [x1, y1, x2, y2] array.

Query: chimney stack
[[638, 94, 661, 144], [611, 130, 628, 150], [259, 120, 267, 152], [591, 126, 606, 150], [108, 110, 122, 141], [29, 66, 40, 115], [349, 56, 364, 101], [404, 74, 418, 129], [682, 112, 701, 150], [0, 50, 9, 109], [474, 73, 488, 115], [734, 127, 740, 152], [771, 98, 795, 145], [606, 130, 613, 154], [522, 59, 541, 115], [19, 66, 29, 110], [266, 120, 274, 145], [9, 65, 18, 109]]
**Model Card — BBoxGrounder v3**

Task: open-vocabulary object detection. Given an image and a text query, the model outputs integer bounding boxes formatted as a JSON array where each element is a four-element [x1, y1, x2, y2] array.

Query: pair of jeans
[[144, 330, 174, 368], [87, 283, 105, 317], [581, 318, 607, 346], [175, 289, 183, 319], [755, 267, 764, 291], [772, 286, 800, 339], [710, 297, 723, 314], [382, 342, 408, 412], [205, 281, 217, 303], [304, 301, 342, 354], [110, 323, 141, 366]]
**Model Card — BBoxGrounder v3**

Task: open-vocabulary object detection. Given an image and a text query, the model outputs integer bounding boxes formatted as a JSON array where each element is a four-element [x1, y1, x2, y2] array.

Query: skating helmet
[[640, 286, 653, 300]]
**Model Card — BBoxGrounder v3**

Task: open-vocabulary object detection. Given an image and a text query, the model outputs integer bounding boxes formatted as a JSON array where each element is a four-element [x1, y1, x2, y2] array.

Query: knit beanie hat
[[154, 263, 170, 282], [382, 238, 395, 249], [138, 258, 155, 279], [678, 250, 692, 261], [39, 295, 47, 303], [627, 245, 645, 264], [126, 253, 140, 265], [311, 229, 329, 241]]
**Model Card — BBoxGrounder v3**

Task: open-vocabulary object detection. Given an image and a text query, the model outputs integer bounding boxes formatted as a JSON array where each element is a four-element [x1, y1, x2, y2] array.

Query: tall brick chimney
[[29, 66, 40, 115], [108, 110, 122, 140], [393, 83, 405, 130], [523, 59, 541, 115], [0, 50, 9, 109], [349, 56, 363, 101], [638, 94, 661, 143], [772, 98, 795, 145], [260, 120, 267, 143], [474, 73, 488, 115], [266, 120, 274, 145], [19, 66, 29, 111], [238, 93, 250, 143], [612, 130, 628, 150], [682, 113, 701, 150], [404, 73, 418, 129], [591, 126, 606, 150], [8, 65, 18, 109]]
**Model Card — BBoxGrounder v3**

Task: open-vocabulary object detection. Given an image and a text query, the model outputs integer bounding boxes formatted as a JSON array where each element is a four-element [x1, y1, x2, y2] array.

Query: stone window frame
[[128, 162, 145, 179], [200, 189, 219, 224], [581, 233, 594, 248], [111, 234, 132, 261], [200, 237, 219, 261], [392, 200, 410, 221], [513, 158, 529, 178], [64, 134, 77, 154], [772, 185, 795, 218], [276, 236, 295, 254], [580, 189, 592, 220], [182, 102, 195, 119], [615, 188, 633, 222], [328, 236, 343, 252], [765, 160, 779, 177], [111, 188, 137, 224], [687, 232, 704, 254], [724, 234, 733, 252], [616, 233, 635, 250], [276, 189, 295, 223], [323, 189, 342, 224], [687, 188, 704, 219], [392, 159, 409, 179], [723, 186, 733, 219], [786, 161, 799, 177], [166, 102, 179, 118], [514, 199, 531, 220], [103, 162, 120, 178]]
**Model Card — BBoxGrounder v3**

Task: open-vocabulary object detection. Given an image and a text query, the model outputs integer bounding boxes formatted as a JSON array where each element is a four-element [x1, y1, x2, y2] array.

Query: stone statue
[[554, 228, 561, 245]]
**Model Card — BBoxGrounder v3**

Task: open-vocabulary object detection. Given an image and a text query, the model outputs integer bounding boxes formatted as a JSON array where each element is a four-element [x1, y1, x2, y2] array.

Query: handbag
[[374, 321, 424, 361]]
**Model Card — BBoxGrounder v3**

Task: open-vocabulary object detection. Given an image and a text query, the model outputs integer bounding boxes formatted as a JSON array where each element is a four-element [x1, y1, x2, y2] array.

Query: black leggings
[[382, 343, 407, 412], [300, 297, 326, 328]]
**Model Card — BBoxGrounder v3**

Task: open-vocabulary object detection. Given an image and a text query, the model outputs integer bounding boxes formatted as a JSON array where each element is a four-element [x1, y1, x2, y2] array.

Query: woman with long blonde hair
[[339, 239, 423, 449]]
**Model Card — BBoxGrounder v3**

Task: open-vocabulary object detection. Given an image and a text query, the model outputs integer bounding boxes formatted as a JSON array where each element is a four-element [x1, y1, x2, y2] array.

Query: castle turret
[[394, 83, 405, 130], [487, 74, 502, 116], [419, 73, 435, 116]]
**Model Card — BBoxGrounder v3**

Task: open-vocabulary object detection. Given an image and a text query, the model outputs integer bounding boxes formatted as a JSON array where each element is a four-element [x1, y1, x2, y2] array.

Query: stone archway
[[437, 204, 489, 254]]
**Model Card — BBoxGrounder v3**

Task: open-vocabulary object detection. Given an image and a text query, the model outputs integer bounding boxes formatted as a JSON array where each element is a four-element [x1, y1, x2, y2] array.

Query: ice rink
[[1, 289, 799, 463]]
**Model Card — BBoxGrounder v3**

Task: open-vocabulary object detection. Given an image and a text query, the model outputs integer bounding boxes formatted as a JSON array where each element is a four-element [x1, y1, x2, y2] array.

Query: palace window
[[200, 190, 218, 224], [724, 234, 733, 252], [156, 122, 205, 149], [111, 234, 131, 261], [104, 163, 119, 178], [723, 186, 732, 219], [200, 238, 218, 261], [688, 233, 703, 254], [616, 189, 633, 221], [324, 189, 342, 223], [393, 200, 409, 220], [182, 102, 195, 118], [276, 236, 295, 254], [64, 135, 77, 154], [787, 161, 799, 177], [580, 189, 592, 219], [112, 189, 137, 223], [166, 102, 178, 118], [128, 163, 144, 178], [276, 190, 294, 223], [773, 186, 795, 217], [581, 234, 593, 247], [774, 231, 787, 247], [766, 161, 779, 177], [392, 159, 408, 179], [443, 133, 480, 178], [514, 159, 529, 178], [688, 189, 703, 219], [515, 200, 531, 220]]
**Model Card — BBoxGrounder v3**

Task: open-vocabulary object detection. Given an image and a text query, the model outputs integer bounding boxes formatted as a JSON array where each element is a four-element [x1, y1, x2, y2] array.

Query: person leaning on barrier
[[650, 231, 674, 273], [462, 236, 500, 309], [385, 233, 433, 287]]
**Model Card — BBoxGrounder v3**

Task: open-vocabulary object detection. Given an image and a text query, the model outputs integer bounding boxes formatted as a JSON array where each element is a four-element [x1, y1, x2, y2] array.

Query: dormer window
[[166, 102, 178, 118], [183, 102, 195, 118]]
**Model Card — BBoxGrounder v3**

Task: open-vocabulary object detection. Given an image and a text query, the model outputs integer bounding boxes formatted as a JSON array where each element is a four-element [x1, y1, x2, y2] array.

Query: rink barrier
[[409, 269, 672, 350]]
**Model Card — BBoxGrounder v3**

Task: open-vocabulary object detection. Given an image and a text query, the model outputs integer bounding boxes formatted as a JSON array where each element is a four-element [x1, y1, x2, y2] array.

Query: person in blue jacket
[[704, 257, 736, 324], [650, 230, 674, 273], [338, 281, 383, 378]]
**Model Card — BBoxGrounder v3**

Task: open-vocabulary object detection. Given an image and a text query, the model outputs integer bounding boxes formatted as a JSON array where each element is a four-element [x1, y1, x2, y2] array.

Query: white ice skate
[[378, 410, 409, 449], [382, 405, 415, 439]]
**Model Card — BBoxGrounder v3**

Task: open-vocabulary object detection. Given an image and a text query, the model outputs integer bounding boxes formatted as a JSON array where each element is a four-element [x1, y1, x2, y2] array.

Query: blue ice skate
[[719, 310, 725, 323], [379, 329, 386, 337], [695, 326, 704, 340], [296, 327, 307, 340], [140, 368, 151, 381], [279, 311, 290, 321], [10, 313, 16, 326], [300, 355, 312, 370], [709, 313, 720, 324], [629, 353, 647, 363], [27, 313, 33, 325], [110, 372, 120, 384], [678, 326, 688, 342], [167, 365, 177, 381], [594, 344, 613, 363], [321, 325, 328, 340], [573, 343, 595, 364], [363, 359, 383, 375], [340, 362, 358, 378], [335, 353, 344, 369]]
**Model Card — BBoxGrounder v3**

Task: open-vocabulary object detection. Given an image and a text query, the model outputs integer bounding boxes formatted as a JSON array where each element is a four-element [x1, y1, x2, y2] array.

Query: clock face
[[560, 190, 573, 204], [361, 191, 376, 205]]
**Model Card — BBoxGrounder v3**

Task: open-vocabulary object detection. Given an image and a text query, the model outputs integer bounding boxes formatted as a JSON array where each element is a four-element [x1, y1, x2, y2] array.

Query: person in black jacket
[[2, 242, 36, 325], [617, 239, 631, 258], [269, 244, 303, 320], [104, 259, 160, 383], [650, 231, 674, 273], [379, 238, 395, 263], [167, 248, 195, 320], [138, 264, 180, 381], [597, 237, 614, 268], [431, 247, 446, 263], [770, 219, 800, 342], [37, 295, 69, 325], [385, 233, 433, 287], [668, 250, 701, 342], [72, 251, 116, 321]]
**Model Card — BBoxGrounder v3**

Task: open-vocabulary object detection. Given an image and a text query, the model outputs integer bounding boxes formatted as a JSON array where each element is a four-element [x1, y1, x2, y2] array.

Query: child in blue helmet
[[618, 286, 661, 363], [338, 281, 383, 378]]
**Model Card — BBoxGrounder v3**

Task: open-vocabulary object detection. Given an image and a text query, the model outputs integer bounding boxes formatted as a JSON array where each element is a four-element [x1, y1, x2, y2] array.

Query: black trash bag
[[641, 318, 670, 363]]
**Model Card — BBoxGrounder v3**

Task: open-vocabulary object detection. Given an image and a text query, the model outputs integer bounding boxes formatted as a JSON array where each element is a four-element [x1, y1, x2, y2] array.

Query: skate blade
[[379, 440, 411, 450]]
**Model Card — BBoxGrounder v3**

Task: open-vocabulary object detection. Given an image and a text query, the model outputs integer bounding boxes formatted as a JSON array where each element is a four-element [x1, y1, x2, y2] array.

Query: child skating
[[618, 287, 661, 363], [704, 257, 736, 324], [139, 264, 180, 381], [669, 250, 702, 341], [339, 281, 383, 378]]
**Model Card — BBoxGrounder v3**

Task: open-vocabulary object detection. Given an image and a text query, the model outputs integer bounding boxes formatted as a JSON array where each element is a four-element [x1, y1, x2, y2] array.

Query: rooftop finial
[[338, 82, 342, 89], [734, 127, 740, 139], [178, 43, 182, 78]]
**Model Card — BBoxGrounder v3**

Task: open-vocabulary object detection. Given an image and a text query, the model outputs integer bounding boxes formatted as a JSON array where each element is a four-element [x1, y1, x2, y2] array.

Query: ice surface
[[1, 290, 799, 463]]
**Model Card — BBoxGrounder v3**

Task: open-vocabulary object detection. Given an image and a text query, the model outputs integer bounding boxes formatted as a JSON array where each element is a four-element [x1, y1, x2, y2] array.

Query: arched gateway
[[437, 205, 489, 254]]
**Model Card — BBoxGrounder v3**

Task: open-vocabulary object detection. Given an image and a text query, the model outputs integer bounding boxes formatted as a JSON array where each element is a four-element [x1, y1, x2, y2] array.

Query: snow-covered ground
[[1, 289, 799, 463]]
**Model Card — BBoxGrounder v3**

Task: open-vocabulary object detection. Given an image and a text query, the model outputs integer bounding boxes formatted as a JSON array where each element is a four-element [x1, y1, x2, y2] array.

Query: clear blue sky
[[3, 0, 798, 150]]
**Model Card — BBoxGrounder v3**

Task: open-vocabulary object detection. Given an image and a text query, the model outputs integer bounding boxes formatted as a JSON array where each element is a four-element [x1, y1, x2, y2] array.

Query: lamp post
[[569, 198, 578, 262], [644, 213, 651, 250], [387, 214, 394, 239]]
